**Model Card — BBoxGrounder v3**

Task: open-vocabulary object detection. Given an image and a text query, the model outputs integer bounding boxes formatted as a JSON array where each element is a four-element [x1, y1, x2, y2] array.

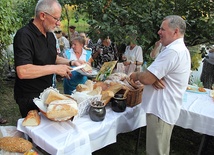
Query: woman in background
[[199, 46, 214, 154], [200, 47, 214, 89], [122, 33, 143, 73], [92, 34, 118, 70], [79, 32, 94, 50], [64, 36, 92, 94]]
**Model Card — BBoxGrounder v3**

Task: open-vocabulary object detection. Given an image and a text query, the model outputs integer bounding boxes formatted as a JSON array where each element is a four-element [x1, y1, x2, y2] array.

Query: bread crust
[[45, 90, 70, 104], [47, 101, 78, 121], [0, 137, 32, 153]]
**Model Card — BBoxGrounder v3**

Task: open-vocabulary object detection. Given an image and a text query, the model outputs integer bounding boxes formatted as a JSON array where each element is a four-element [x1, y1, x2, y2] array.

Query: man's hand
[[129, 72, 138, 82], [152, 78, 165, 90]]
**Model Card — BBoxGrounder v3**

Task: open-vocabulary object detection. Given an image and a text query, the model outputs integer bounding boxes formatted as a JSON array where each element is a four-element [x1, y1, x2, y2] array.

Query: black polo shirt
[[13, 19, 57, 99]]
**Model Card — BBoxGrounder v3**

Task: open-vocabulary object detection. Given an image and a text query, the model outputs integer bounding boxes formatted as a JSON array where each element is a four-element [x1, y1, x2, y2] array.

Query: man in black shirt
[[13, 0, 84, 117]]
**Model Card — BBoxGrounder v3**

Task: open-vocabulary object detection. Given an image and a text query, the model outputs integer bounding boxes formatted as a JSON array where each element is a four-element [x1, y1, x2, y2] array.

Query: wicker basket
[[118, 86, 144, 107]]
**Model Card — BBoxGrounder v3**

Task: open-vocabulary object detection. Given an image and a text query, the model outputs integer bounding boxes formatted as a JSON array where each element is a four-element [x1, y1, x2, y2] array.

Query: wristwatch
[[69, 60, 74, 66]]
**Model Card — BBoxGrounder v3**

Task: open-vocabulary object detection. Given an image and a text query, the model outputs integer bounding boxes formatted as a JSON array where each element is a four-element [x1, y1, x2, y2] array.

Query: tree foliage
[[0, 0, 22, 52], [66, 0, 213, 53], [15, 0, 37, 26]]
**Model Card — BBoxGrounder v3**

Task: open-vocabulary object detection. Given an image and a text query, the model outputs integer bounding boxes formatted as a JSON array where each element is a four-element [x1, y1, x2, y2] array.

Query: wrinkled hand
[[152, 78, 165, 90], [55, 65, 72, 79]]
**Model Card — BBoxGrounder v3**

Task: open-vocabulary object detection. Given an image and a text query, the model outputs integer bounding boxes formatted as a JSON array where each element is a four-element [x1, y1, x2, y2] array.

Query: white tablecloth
[[176, 90, 214, 136], [17, 90, 214, 155], [17, 104, 146, 155], [17, 114, 91, 155]]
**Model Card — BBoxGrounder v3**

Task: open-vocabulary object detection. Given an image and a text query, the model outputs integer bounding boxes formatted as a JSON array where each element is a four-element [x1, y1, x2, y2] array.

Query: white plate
[[76, 68, 98, 78], [71, 64, 87, 72]]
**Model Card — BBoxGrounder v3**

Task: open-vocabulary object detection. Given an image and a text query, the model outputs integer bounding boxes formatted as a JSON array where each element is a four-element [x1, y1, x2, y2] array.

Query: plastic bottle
[[142, 61, 147, 71]]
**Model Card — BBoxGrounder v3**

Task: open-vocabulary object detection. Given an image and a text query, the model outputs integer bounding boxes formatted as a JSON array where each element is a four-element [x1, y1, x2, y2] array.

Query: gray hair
[[163, 15, 186, 34], [72, 36, 86, 45], [35, 0, 61, 17]]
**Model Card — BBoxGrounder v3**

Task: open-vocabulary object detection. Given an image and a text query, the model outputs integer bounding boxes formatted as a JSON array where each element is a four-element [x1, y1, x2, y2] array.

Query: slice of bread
[[82, 63, 92, 72], [22, 110, 40, 126]]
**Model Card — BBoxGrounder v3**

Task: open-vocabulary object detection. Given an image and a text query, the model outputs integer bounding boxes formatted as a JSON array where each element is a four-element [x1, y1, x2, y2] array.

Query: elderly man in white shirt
[[130, 15, 191, 155]]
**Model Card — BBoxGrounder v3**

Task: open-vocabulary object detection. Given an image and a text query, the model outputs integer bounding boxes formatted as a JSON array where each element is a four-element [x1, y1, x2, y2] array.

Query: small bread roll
[[198, 87, 206, 92], [22, 110, 40, 126], [76, 84, 90, 92], [0, 137, 32, 153]]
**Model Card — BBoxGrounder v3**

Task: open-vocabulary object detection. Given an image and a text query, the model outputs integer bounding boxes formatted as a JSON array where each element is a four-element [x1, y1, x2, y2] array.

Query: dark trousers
[[16, 97, 40, 118]]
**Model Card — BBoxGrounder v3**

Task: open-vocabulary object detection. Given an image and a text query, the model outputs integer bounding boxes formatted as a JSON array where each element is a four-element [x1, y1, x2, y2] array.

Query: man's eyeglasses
[[44, 12, 61, 23]]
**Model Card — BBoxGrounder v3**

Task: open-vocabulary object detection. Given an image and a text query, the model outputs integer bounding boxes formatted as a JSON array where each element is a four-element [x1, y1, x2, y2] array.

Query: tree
[[15, 0, 37, 26], [0, 0, 22, 79], [0, 0, 22, 52], [76, 0, 213, 52]]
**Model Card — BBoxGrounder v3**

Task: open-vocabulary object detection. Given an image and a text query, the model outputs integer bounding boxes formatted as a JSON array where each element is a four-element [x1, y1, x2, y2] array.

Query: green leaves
[[0, 0, 22, 51]]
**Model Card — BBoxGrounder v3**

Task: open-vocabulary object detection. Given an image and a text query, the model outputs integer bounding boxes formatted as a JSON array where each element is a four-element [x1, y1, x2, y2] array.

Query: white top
[[124, 45, 143, 71], [142, 38, 191, 124], [124, 45, 143, 63], [68, 48, 91, 61]]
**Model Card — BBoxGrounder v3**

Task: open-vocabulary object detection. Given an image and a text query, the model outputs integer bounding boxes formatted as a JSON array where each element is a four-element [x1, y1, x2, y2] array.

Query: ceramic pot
[[111, 94, 127, 112], [89, 101, 106, 122]]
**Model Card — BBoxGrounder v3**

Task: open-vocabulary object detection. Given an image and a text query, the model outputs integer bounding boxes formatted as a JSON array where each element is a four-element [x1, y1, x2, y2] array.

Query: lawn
[[0, 79, 213, 155]]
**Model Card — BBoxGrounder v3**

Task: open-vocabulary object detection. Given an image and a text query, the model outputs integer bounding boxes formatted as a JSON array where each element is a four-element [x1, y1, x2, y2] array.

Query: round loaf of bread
[[0, 137, 32, 153]]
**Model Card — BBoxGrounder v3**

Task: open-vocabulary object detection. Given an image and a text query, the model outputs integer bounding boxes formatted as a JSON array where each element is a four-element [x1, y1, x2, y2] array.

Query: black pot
[[111, 94, 127, 112], [89, 101, 106, 122]]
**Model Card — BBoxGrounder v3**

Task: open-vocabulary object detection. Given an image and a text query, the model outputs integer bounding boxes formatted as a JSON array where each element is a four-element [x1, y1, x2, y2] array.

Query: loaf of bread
[[47, 99, 78, 121], [85, 80, 94, 91], [93, 82, 109, 91], [0, 137, 32, 153], [101, 90, 114, 101], [45, 90, 70, 104], [22, 110, 40, 126], [106, 83, 123, 94], [87, 86, 102, 95], [76, 80, 94, 92]]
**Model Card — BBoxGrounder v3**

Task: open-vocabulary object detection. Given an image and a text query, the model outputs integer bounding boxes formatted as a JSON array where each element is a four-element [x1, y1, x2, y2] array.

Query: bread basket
[[33, 87, 78, 121], [118, 86, 144, 107]]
